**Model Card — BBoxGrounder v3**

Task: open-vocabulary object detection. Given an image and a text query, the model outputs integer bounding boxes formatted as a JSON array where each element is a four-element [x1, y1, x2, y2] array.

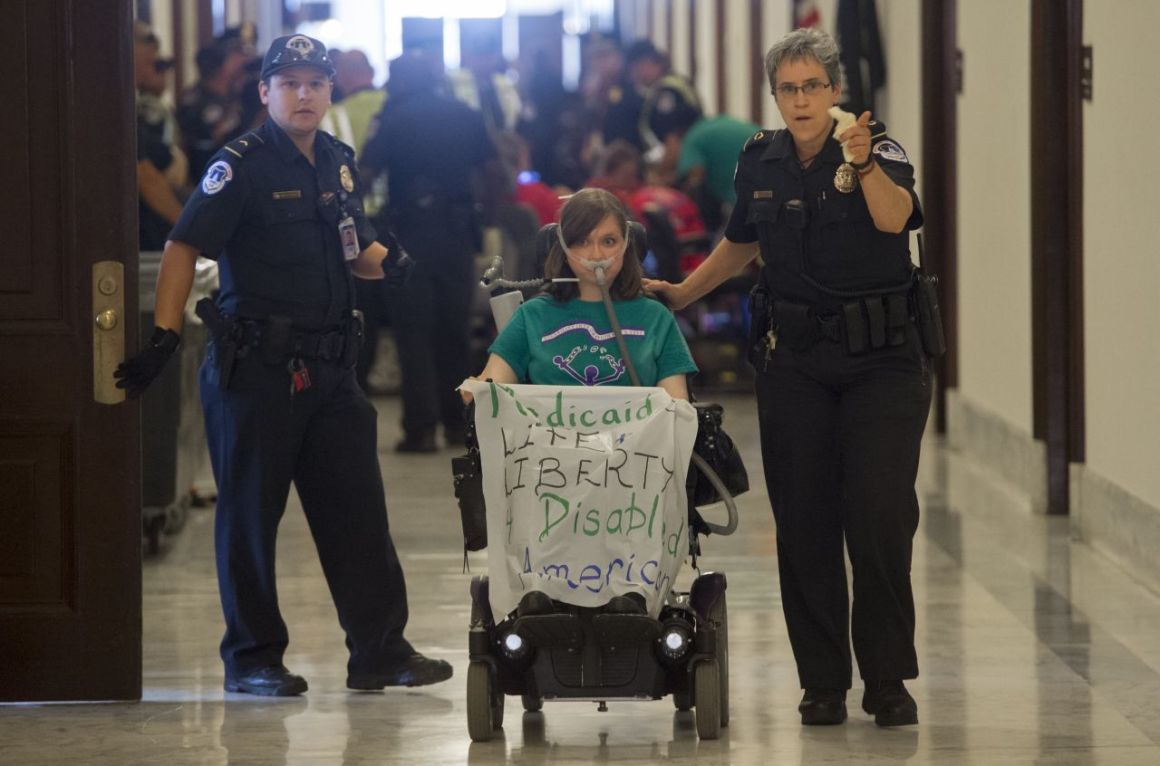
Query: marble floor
[[3, 394, 1160, 765]]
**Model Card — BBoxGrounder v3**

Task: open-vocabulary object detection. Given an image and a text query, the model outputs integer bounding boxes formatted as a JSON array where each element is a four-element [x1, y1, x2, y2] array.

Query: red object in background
[[625, 185, 711, 276], [513, 180, 564, 227]]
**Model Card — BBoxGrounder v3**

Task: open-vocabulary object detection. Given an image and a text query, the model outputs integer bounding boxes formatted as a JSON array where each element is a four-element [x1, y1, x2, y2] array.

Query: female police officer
[[115, 35, 451, 696], [645, 28, 927, 727]]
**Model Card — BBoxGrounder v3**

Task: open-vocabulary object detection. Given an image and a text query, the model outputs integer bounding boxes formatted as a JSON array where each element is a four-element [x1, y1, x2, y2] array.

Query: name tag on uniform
[[339, 217, 359, 261]]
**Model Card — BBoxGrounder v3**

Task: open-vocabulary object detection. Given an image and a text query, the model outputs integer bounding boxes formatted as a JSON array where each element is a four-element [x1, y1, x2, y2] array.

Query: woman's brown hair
[[544, 188, 643, 301]]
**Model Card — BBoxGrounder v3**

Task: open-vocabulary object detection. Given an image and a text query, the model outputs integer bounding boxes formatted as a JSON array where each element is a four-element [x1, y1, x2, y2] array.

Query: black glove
[[380, 231, 415, 289], [114, 327, 181, 398]]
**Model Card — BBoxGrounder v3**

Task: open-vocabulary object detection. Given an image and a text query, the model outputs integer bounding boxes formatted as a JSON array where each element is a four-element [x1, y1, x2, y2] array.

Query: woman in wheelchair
[[464, 187, 699, 615]]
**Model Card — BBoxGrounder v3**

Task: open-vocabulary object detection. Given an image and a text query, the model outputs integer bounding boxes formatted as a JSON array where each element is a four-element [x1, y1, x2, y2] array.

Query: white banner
[[463, 380, 699, 619]]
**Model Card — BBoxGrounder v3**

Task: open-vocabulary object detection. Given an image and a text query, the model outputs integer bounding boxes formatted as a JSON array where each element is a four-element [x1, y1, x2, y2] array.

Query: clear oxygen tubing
[[590, 265, 738, 538]]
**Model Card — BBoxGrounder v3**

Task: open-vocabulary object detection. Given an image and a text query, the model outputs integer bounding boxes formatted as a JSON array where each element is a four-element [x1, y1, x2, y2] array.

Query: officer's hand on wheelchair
[[642, 278, 688, 310], [114, 326, 181, 398]]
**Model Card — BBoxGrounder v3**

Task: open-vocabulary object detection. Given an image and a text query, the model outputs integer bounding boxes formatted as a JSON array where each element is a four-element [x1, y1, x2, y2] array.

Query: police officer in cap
[[645, 28, 928, 728], [360, 51, 499, 453], [115, 34, 452, 696]]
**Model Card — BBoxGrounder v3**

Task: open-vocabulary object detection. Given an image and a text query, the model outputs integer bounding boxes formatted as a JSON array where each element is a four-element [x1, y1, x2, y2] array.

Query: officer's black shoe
[[604, 592, 647, 614], [224, 665, 308, 697], [516, 590, 555, 617], [395, 431, 437, 453], [347, 653, 454, 690], [799, 688, 848, 725], [862, 680, 919, 727]]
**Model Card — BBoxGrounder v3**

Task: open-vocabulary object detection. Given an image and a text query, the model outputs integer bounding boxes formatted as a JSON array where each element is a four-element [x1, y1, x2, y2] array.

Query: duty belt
[[770, 292, 912, 355], [235, 318, 349, 361]]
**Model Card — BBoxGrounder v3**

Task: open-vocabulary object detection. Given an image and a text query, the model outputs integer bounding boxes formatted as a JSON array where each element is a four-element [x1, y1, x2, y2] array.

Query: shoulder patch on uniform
[[201, 160, 233, 195], [872, 138, 908, 164], [743, 130, 774, 152]]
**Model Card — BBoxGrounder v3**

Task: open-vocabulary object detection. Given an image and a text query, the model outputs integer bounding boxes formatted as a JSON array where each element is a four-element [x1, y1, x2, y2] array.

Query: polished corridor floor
[[3, 394, 1160, 765]]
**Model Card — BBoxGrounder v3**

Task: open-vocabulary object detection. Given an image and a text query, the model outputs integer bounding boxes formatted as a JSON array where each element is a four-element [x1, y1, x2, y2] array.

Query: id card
[[339, 216, 359, 261]]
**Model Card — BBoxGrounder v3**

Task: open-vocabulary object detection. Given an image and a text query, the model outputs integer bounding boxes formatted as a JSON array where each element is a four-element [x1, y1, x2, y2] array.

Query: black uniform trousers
[[200, 341, 414, 677], [386, 212, 477, 439], [756, 325, 931, 689]]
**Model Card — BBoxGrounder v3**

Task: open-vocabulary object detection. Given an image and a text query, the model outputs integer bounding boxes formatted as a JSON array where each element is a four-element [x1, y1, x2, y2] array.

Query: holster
[[911, 269, 947, 357], [746, 285, 773, 370], [195, 298, 245, 390], [340, 310, 365, 369]]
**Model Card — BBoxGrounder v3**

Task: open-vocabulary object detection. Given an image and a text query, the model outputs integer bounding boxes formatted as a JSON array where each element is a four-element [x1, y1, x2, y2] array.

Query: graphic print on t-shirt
[[542, 321, 645, 386]]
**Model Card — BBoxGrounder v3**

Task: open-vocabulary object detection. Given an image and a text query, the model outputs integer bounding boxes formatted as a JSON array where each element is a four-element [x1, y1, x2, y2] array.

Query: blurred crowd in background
[[134, 18, 763, 396]]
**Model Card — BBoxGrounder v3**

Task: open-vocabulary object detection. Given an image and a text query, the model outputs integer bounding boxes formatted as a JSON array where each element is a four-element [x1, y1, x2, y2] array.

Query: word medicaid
[[488, 383, 664, 427]]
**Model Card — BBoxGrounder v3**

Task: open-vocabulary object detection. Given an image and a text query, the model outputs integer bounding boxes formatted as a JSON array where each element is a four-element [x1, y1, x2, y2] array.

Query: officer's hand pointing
[[380, 231, 415, 289], [837, 111, 874, 166], [114, 326, 181, 398]]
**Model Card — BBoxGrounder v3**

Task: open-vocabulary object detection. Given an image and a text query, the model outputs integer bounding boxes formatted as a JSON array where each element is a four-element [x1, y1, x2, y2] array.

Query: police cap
[[260, 34, 336, 80]]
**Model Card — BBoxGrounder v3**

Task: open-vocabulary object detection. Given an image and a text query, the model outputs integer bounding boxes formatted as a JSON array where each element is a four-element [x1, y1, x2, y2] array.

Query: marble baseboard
[[1071, 463, 1160, 596], [946, 388, 1048, 514]]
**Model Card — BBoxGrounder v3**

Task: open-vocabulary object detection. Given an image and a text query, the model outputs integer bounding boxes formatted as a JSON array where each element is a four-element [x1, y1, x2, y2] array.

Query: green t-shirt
[[676, 115, 761, 204], [489, 295, 698, 387]]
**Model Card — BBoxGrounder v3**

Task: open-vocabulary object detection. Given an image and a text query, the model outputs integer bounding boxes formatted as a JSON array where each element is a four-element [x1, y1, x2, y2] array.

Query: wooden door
[[0, 0, 141, 701]]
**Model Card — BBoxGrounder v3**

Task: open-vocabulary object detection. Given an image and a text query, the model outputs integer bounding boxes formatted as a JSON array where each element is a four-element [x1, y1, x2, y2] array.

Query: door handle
[[93, 261, 125, 404]]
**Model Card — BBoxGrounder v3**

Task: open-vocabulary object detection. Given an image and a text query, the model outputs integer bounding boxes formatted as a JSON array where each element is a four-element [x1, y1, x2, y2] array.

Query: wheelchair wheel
[[467, 661, 504, 741], [694, 659, 721, 740], [521, 693, 543, 712], [710, 593, 730, 727]]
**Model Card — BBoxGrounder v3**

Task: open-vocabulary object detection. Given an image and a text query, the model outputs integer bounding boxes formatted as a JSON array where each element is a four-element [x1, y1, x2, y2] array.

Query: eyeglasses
[[773, 80, 832, 98]]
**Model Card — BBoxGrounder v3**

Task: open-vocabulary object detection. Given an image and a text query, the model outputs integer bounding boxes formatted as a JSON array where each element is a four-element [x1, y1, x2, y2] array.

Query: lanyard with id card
[[338, 216, 359, 261]]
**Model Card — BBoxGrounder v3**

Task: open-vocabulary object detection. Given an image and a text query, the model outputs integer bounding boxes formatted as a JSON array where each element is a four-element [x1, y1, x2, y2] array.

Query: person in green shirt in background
[[677, 114, 760, 231]]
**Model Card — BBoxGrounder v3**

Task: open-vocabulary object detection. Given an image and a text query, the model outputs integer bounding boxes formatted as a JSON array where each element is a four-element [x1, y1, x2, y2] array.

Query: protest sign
[[462, 380, 699, 618]]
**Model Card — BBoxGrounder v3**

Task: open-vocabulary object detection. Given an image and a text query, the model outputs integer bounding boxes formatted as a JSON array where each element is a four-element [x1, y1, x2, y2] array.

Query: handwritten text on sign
[[464, 381, 698, 618]]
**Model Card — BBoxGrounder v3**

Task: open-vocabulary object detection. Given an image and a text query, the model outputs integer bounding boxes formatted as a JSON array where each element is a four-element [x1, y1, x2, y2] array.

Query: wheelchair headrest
[[534, 221, 648, 267]]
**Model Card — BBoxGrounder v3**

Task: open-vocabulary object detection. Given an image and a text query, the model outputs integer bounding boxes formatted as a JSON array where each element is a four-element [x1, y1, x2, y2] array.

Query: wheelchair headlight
[[498, 629, 532, 662], [656, 622, 693, 662]]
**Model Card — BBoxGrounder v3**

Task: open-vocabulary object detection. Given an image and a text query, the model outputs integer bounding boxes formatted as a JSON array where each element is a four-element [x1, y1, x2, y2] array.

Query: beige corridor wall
[[725, 0, 757, 121], [693, 0, 718, 116], [1083, 1, 1160, 510], [875, 0, 922, 261], [955, 0, 1033, 434]]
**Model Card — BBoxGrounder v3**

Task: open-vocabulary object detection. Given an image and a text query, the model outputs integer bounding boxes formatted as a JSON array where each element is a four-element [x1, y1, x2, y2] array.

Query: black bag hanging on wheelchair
[[453, 402, 488, 552], [687, 402, 749, 507]]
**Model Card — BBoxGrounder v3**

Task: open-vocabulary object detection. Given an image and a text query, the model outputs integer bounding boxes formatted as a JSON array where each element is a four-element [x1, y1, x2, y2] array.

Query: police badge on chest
[[834, 163, 858, 193]]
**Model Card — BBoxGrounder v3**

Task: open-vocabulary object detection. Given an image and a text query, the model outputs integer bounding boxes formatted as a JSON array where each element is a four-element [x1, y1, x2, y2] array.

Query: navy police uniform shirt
[[361, 90, 494, 212], [171, 118, 377, 330], [725, 122, 922, 306]]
